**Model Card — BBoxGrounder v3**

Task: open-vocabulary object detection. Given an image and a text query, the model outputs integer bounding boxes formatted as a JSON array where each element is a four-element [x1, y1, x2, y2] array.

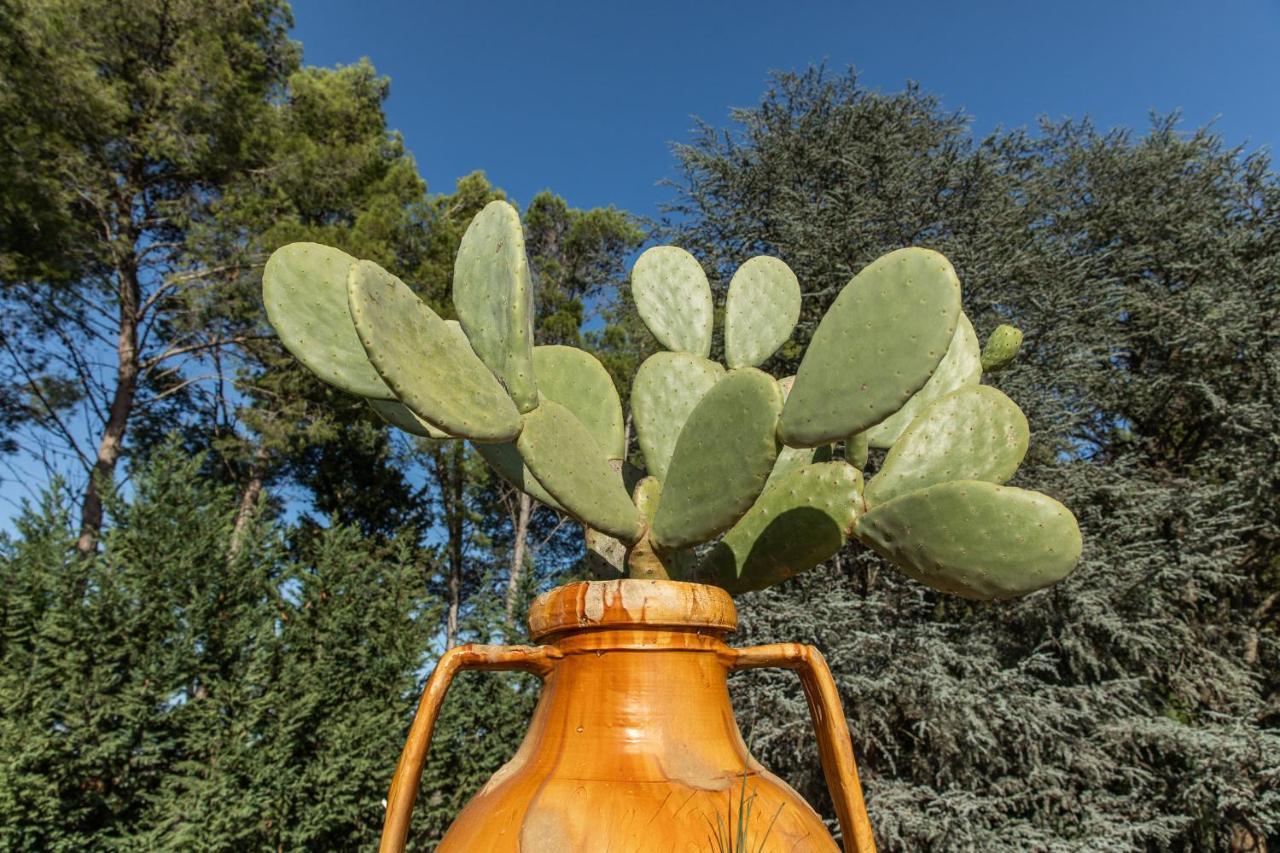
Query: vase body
[[435, 581, 840, 852]]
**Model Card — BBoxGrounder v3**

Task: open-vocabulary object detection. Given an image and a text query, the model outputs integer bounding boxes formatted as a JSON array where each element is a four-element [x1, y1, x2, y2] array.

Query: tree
[[0, 0, 301, 553], [0, 441, 437, 850], [670, 67, 1280, 851], [0, 1, 430, 559]]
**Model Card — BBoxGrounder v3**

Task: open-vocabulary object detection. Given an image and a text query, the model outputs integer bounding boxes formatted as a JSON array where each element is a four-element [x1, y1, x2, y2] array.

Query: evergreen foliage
[[670, 68, 1280, 851], [0, 444, 432, 849]]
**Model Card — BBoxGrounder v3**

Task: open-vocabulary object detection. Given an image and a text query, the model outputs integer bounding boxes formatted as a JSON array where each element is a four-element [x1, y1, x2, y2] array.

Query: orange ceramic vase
[[379, 580, 876, 852]]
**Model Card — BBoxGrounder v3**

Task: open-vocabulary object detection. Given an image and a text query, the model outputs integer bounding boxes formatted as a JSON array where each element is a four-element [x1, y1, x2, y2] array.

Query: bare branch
[[141, 335, 265, 372], [0, 336, 91, 470]]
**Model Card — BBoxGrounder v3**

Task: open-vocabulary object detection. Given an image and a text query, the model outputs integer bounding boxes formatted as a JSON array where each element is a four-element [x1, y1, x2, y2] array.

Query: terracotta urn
[[379, 579, 876, 852]]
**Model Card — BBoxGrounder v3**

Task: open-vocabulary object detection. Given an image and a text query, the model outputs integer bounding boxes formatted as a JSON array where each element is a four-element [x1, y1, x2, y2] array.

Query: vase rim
[[527, 579, 737, 641]]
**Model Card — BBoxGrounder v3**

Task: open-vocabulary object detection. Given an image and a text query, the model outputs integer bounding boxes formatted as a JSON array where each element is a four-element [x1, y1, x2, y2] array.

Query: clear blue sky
[[4, 1, 1278, 528], [293, 0, 1280, 220]]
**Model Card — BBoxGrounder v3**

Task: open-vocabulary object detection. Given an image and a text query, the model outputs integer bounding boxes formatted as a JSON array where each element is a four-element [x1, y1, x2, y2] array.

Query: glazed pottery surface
[[381, 580, 875, 852]]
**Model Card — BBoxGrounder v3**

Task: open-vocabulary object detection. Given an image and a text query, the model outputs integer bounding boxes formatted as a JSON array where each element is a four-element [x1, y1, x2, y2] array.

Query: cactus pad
[[453, 200, 539, 412], [699, 461, 864, 593], [347, 259, 522, 442], [263, 243, 392, 399], [865, 386, 1029, 507], [764, 374, 832, 487], [765, 444, 827, 491], [866, 312, 981, 448], [631, 352, 725, 482], [474, 441, 564, 510], [517, 400, 644, 543], [367, 398, 451, 440], [651, 368, 782, 549], [778, 248, 961, 447], [855, 480, 1082, 599], [982, 323, 1024, 372], [630, 246, 714, 356], [845, 431, 869, 469], [584, 527, 626, 578], [266, 227, 1080, 601], [724, 255, 801, 368], [532, 345, 625, 460]]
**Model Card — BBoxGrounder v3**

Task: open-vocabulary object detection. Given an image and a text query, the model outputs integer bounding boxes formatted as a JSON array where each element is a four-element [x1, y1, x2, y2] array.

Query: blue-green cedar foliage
[[673, 68, 1280, 851]]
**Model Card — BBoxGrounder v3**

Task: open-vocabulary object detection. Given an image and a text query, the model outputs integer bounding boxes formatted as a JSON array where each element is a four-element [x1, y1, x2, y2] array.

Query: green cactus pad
[[473, 442, 564, 511], [766, 374, 838, 485], [866, 312, 981, 448], [624, 475, 694, 580], [845, 431, 869, 469], [981, 323, 1024, 372], [724, 256, 801, 368], [517, 400, 645, 544], [367, 398, 451, 440], [865, 385, 1029, 507], [631, 246, 714, 356], [631, 475, 661, 521], [347, 259, 522, 442], [453, 200, 540, 412], [855, 480, 1082, 599], [263, 243, 392, 399], [698, 461, 864, 593], [532, 345, 625, 460], [631, 352, 725, 482], [651, 368, 783, 550], [764, 444, 833, 491], [778, 247, 961, 448], [584, 527, 626, 579]]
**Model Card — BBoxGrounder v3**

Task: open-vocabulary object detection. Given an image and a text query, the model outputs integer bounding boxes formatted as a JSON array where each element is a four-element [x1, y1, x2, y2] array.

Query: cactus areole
[[263, 201, 1081, 601]]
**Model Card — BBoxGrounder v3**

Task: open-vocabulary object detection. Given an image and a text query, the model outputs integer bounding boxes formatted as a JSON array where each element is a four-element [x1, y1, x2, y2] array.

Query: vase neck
[[521, 628, 751, 786]]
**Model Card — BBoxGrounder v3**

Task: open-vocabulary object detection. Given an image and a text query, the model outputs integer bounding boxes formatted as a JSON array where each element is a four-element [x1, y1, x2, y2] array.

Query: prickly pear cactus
[[262, 203, 1081, 602]]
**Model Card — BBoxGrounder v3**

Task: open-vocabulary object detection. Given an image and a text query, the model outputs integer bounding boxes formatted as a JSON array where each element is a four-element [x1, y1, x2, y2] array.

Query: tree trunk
[[76, 260, 141, 556], [504, 492, 533, 627], [228, 443, 270, 563], [444, 447, 464, 649]]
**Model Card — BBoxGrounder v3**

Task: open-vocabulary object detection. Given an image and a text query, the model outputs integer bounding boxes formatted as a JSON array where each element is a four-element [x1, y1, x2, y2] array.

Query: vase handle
[[730, 643, 877, 853], [378, 643, 560, 853]]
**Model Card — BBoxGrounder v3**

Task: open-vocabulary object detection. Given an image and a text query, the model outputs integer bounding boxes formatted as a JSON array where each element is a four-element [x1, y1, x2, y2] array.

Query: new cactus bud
[[981, 323, 1023, 372]]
